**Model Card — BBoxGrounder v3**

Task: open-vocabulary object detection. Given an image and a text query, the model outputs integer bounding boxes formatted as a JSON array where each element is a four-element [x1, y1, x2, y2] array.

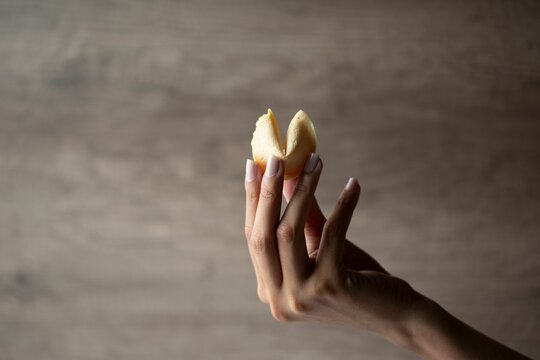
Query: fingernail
[[265, 155, 279, 178], [303, 153, 319, 174], [246, 159, 257, 182], [345, 177, 357, 191]]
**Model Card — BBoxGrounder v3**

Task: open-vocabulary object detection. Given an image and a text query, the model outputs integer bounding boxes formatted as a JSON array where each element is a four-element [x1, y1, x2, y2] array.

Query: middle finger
[[278, 153, 323, 286]]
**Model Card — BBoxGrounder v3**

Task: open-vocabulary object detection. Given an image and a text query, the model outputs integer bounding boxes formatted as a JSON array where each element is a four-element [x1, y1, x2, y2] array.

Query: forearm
[[396, 294, 531, 360]]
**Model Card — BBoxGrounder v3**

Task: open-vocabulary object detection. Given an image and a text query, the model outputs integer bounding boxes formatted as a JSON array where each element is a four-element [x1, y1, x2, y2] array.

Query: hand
[[244, 154, 420, 339], [243, 154, 532, 360], [283, 177, 387, 274]]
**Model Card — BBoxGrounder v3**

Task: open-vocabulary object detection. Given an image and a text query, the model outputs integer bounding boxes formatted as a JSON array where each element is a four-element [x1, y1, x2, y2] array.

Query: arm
[[403, 296, 531, 360], [244, 154, 531, 360]]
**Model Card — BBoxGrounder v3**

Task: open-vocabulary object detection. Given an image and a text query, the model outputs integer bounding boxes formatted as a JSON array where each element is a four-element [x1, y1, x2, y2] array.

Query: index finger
[[245, 159, 268, 301], [245, 159, 261, 241], [250, 155, 284, 289]]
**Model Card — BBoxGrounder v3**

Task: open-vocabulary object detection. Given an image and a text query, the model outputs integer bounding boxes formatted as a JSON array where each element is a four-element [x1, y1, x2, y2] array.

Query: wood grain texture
[[0, 0, 539, 359]]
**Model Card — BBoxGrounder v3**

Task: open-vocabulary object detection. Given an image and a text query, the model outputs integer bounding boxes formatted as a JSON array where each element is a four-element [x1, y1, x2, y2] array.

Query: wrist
[[404, 294, 450, 357], [384, 292, 456, 358], [388, 293, 533, 360]]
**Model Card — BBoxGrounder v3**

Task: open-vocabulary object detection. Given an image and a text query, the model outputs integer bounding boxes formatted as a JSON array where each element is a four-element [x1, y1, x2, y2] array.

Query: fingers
[[284, 178, 327, 256], [278, 153, 322, 285], [245, 159, 269, 301], [284, 177, 326, 228], [317, 177, 361, 271], [250, 155, 284, 289], [245, 159, 261, 241]]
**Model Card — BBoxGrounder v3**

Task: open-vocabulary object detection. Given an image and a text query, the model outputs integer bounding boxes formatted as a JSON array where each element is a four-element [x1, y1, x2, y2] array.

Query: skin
[[244, 154, 531, 360]]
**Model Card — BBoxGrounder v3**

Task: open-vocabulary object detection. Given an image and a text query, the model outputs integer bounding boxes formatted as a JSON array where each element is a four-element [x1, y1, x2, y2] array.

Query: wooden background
[[1, 1, 539, 359]]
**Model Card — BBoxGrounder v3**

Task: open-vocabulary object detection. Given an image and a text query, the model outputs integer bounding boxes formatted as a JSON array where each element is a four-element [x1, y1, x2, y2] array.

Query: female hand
[[243, 153, 532, 360], [282, 173, 388, 275], [243, 154, 420, 341]]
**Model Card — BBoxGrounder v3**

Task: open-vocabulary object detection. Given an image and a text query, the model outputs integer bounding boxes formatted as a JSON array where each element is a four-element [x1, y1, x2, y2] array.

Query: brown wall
[[1, 1, 539, 359]]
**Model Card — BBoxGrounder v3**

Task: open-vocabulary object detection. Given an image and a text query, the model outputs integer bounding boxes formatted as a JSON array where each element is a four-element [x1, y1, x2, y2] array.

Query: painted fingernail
[[265, 155, 279, 178], [303, 153, 319, 174], [345, 177, 357, 191], [246, 159, 257, 182]]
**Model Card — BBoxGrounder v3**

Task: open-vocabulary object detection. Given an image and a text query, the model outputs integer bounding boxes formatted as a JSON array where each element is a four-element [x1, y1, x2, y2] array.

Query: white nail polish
[[345, 177, 357, 191], [303, 153, 319, 173], [265, 155, 279, 178], [246, 159, 257, 182]]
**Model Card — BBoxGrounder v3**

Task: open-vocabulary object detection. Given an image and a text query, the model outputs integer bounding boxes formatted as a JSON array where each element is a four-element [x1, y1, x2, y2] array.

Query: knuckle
[[257, 286, 269, 304], [345, 271, 363, 288], [392, 278, 416, 307], [337, 191, 358, 210], [294, 182, 309, 195], [269, 302, 290, 322], [244, 226, 252, 241], [288, 295, 309, 315], [248, 189, 259, 201], [250, 231, 271, 255], [312, 278, 338, 298], [337, 195, 349, 208], [261, 186, 277, 200], [323, 221, 339, 238], [276, 223, 295, 245]]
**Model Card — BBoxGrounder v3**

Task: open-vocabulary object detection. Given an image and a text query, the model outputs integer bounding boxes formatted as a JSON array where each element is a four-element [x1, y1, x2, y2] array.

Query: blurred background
[[1, 1, 539, 359]]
